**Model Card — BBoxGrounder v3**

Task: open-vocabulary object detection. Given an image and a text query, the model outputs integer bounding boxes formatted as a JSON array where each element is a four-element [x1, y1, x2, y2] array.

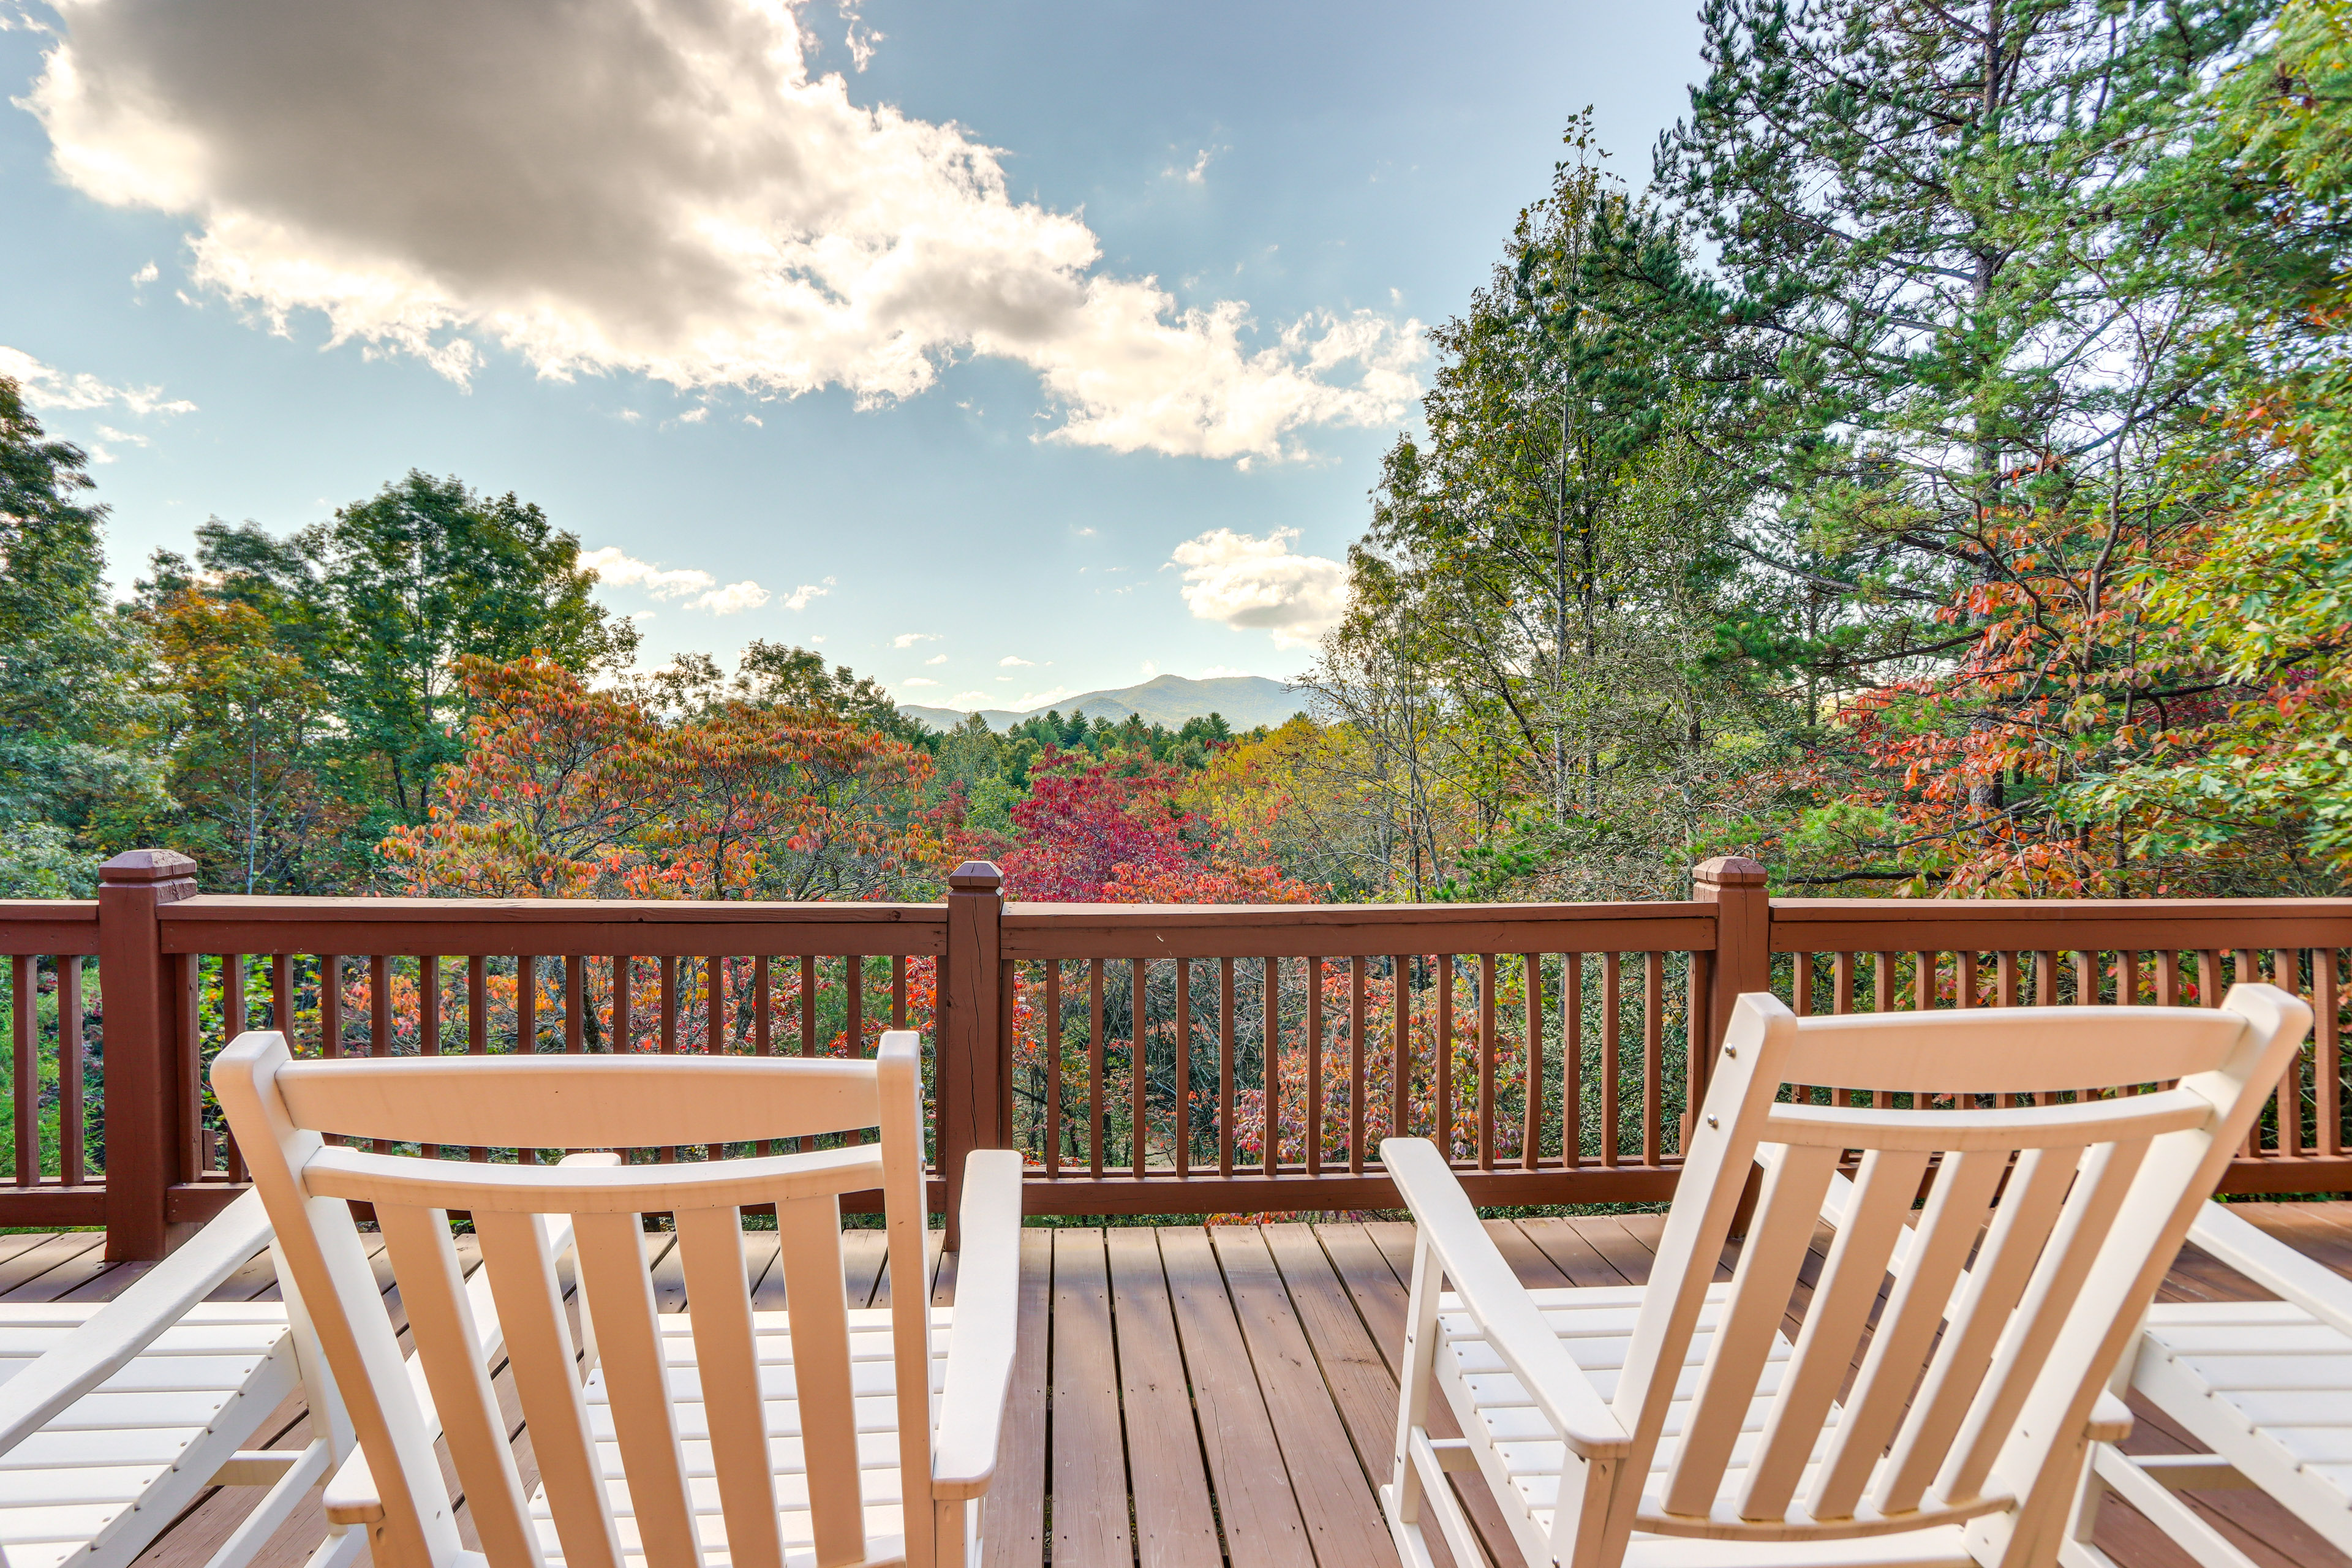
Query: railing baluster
[[1997, 951, 2020, 1009], [1045, 962, 1062, 1178], [799, 954, 816, 1154], [846, 954, 864, 1057], [1392, 954, 1411, 1148], [753, 956, 771, 1156], [1090, 958, 1106, 1178], [1261, 956, 1278, 1175], [271, 954, 292, 1037], [1349, 956, 1367, 1176], [420, 954, 441, 1161], [1131, 957, 1148, 1178], [616, 956, 635, 1054], [467, 956, 488, 1161], [1523, 952, 1543, 1171], [658, 956, 676, 1164], [13, 956, 36, 1188], [1478, 954, 1498, 1171], [1643, 952, 1663, 1165], [1559, 953, 1579, 1168], [1174, 957, 1190, 1178], [224, 954, 246, 1042], [58, 957, 83, 1188], [567, 956, 587, 1054], [1306, 957, 1323, 1178], [1219, 957, 1235, 1178], [1432, 954, 1454, 1164], [1598, 952, 1621, 1164], [704, 956, 723, 1158], [892, 956, 908, 1028], [2155, 949, 2180, 1007], [322, 954, 343, 1058], [2321, 950, 2343, 1158]]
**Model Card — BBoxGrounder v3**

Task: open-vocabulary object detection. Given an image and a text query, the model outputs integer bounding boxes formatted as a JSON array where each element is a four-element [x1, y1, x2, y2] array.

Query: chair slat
[[676, 1204, 787, 1568], [375, 1203, 546, 1568], [1939, 1134, 2157, 1507], [771, 1196, 863, 1568], [571, 1210, 702, 1568], [1875, 1144, 2079, 1514], [475, 1210, 624, 1568], [1738, 1147, 1930, 1521], [1661, 1140, 1837, 1517], [1808, 1147, 2004, 1519]]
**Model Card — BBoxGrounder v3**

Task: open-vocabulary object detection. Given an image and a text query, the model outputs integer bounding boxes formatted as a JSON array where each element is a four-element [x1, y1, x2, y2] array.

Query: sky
[[0, 0, 1706, 712]]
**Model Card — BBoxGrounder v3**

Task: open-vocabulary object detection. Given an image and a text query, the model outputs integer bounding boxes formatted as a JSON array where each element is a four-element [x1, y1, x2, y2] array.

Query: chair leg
[[1389, 1228, 1446, 1532], [2081, 1446, 2262, 1568]]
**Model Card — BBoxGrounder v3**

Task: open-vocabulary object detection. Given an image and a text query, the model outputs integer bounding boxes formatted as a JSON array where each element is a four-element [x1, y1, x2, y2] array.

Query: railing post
[[98, 850, 198, 1261], [940, 861, 1005, 1249], [1691, 856, 1771, 1119]]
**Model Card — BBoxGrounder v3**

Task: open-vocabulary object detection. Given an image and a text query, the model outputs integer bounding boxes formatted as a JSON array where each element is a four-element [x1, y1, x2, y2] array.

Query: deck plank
[[1050, 1229, 1133, 1568], [1210, 1225, 1400, 1568], [1159, 1226, 1316, 1568], [1104, 1227, 1223, 1568], [979, 1231, 1051, 1568]]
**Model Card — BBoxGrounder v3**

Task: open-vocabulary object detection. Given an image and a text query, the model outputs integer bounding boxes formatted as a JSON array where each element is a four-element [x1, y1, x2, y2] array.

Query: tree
[[0, 376, 170, 891], [322, 472, 636, 826], [141, 588, 348, 892], [1654, 0, 2290, 892]]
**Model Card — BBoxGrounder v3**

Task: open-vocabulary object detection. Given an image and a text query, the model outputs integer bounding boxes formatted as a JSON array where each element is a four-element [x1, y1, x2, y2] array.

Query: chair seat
[[2132, 1298, 2352, 1554], [1436, 1284, 1977, 1568], [0, 1302, 298, 1568], [531, 1303, 956, 1568]]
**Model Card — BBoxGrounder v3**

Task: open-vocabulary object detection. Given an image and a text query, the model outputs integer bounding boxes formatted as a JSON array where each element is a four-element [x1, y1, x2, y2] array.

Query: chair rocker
[[214, 1027, 1023, 1568], [0, 1188, 363, 1568], [1380, 985, 2310, 1568], [2071, 1200, 2352, 1568]]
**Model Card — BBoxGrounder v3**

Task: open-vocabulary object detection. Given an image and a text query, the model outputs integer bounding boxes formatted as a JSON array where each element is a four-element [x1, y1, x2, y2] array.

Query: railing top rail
[[1771, 896, 2352, 952], [156, 894, 949, 958], [0, 901, 100, 957], [1001, 899, 1716, 960]]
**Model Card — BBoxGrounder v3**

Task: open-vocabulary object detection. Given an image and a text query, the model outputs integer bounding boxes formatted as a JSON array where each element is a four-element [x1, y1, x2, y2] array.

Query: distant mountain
[[900, 674, 1309, 734]]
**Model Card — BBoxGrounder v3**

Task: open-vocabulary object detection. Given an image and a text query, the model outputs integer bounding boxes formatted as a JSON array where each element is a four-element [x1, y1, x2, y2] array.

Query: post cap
[[947, 860, 1004, 893], [1691, 856, 1767, 887], [99, 848, 198, 885]]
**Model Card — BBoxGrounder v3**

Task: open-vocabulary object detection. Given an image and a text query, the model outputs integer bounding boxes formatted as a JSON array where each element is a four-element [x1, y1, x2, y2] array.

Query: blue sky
[[1, 1, 1703, 710]]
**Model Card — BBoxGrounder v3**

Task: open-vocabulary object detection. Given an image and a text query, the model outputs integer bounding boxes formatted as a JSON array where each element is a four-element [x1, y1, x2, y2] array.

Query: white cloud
[[579, 546, 714, 600], [691, 580, 769, 614], [130, 261, 157, 285], [676, 406, 708, 424], [924, 653, 947, 665], [782, 578, 834, 611], [900, 676, 940, 688], [1197, 665, 1261, 679], [25, 0, 1420, 463], [1074, 526, 1096, 537], [581, 546, 771, 614], [742, 413, 763, 426], [998, 654, 1036, 667], [0, 344, 196, 417], [1011, 687, 1077, 711], [1170, 527, 1346, 649], [948, 690, 993, 706], [892, 631, 942, 649]]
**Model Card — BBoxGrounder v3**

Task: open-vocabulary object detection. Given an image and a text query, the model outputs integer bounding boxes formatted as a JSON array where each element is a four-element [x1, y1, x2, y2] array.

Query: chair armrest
[[1383, 1139, 1631, 1459], [322, 1155, 611, 1526], [933, 1150, 1024, 1500], [0, 1188, 274, 1458], [2187, 1202, 2352, 1342], [2087, 1389, 2133, 1444]]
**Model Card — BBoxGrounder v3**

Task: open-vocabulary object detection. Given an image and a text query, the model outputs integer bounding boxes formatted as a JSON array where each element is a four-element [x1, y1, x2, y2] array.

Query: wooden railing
[[1, 851, 2346, 1257]]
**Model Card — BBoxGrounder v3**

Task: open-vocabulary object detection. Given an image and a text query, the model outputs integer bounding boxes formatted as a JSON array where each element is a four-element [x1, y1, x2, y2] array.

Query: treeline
[[1262, 0, 2352, 899], [0, 396, 1289, 900]]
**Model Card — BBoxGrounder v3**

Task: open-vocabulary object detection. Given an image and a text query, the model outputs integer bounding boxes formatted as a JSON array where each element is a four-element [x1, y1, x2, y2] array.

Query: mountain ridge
[[900, 673, 1308, 734]]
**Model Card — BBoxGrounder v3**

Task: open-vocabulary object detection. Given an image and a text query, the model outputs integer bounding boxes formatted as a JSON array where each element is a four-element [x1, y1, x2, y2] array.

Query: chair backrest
[[1615, 984, 2309, 1564], [214, 1029, 937, 1568]]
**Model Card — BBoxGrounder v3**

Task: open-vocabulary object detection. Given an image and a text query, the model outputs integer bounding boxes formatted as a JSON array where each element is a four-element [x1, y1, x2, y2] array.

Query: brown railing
[[5, 851, 2348, 1257]]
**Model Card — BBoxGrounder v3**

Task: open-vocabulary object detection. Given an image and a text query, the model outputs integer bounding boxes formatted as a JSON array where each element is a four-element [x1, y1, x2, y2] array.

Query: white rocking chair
[[214, 1028, 1023, 1568], [1379, 985, 2310, 1568], [0, 1189, 364, 1568], [2072, 1200, 2352, 1568]]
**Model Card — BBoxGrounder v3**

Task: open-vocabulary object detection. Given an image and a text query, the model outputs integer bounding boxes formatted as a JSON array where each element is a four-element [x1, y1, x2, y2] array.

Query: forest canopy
[[7, 0, 2351, 903]]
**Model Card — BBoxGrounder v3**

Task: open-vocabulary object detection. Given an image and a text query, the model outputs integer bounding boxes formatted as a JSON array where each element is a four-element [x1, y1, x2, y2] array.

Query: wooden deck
[[7, 1204, 2345, 1568]]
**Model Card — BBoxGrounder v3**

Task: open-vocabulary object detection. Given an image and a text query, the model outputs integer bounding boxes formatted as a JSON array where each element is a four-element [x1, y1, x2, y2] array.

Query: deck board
[[0, 1201, 2321, 1568]]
